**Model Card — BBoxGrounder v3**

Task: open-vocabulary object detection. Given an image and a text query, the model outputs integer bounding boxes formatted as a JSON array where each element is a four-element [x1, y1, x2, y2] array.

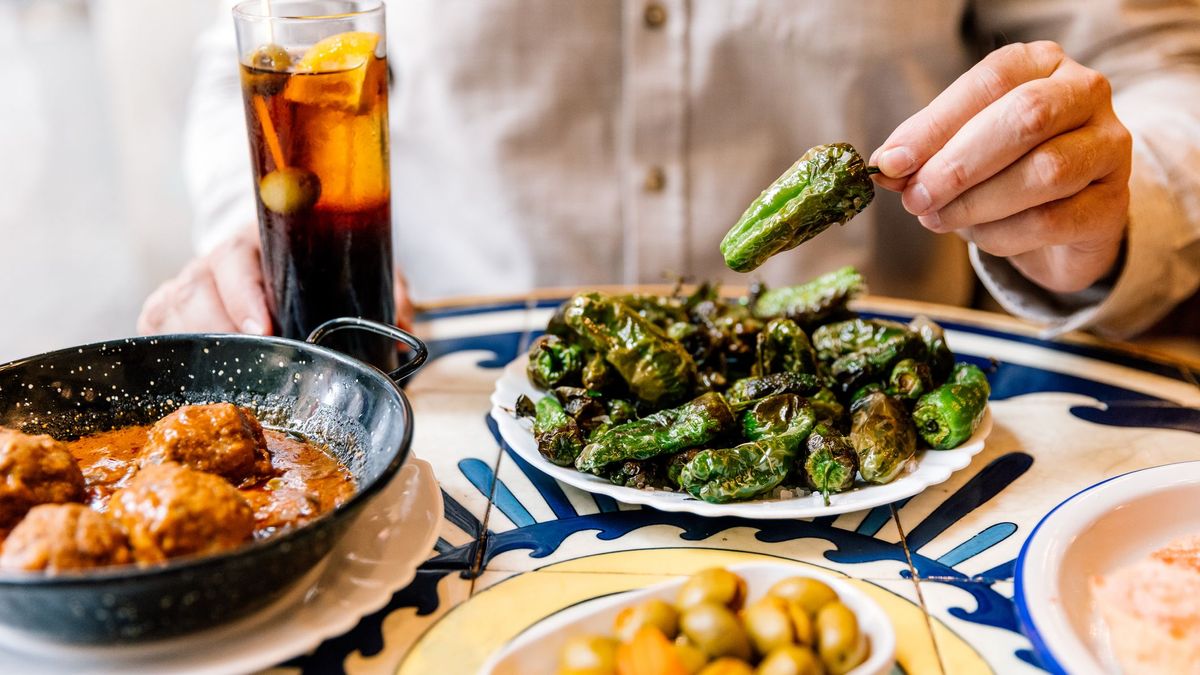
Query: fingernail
[[241, 318, 264, 335], [919, 212, 943, 232], [877, 147, 916, 177], [905, 183, 933, 215]]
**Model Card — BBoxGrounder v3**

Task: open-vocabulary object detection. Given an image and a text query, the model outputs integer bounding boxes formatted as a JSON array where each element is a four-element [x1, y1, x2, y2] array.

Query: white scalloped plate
[[0, 458, 443, 675], [481, 562, 896, 675], [490, 355, 990, 519]]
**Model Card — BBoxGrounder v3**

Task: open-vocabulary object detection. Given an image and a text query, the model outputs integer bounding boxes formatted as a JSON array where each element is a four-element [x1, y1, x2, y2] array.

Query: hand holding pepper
[[870, 41, 1132, 294]]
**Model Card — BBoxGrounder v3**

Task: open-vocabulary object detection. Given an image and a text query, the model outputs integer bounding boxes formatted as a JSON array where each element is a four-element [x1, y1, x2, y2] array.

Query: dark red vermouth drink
[[236, 10, 397, 371]]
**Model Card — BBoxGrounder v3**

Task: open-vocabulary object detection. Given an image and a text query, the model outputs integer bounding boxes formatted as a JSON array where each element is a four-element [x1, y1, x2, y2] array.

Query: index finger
[[869, 41, 1067, 179]]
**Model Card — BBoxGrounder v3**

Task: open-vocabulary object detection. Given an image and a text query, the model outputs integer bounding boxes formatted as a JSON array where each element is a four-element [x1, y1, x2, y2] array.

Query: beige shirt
[[186, 0, 1200, 338]]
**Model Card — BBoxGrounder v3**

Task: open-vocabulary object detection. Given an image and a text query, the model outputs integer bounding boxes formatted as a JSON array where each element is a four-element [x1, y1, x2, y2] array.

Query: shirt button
[[643, 3, 667, 29], [643, 167, 667, 192]]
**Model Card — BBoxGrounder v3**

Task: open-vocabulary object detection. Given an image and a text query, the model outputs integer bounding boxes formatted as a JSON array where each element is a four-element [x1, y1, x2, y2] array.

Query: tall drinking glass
[[233, 0, 396, 371]]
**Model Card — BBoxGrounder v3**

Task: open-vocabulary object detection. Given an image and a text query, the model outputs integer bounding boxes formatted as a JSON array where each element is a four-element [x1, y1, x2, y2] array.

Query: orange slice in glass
[[284, 31, 381, 112]]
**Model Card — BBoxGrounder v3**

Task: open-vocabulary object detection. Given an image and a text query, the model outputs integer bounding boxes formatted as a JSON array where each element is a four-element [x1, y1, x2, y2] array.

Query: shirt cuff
[[970, 145, 1199, 340]]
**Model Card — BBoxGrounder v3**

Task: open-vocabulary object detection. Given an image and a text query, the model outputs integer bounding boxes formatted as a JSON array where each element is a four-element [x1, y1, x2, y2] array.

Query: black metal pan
[[0, 317, 426, 643]]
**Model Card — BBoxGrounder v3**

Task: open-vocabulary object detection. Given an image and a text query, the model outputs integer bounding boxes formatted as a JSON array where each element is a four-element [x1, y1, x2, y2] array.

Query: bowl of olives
[[481, 563, 896, 675]]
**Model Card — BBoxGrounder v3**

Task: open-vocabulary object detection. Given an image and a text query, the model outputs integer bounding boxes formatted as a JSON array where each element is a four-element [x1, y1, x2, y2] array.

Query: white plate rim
[[0, 457, 443, 675], [489, 354, 991, 519], [1013, 460, 1200, 675], [479, 561, 896, 675]]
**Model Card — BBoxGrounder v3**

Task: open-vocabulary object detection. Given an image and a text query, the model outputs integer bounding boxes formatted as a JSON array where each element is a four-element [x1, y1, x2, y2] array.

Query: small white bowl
[[481, 562, 896, 675], [1015, 461, 1200, 674]]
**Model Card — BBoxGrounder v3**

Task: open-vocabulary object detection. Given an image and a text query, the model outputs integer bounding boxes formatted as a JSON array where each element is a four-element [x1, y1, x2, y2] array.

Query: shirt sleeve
[[182, 3, 258, 255], [966, 0, 1200, 338]]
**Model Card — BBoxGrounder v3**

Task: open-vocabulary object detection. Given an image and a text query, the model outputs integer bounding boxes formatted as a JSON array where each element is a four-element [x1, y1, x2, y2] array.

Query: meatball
[[109, 462, 254, 563], [141, 403, 272, 485], [0, 428, 86, 531], [0, 503, 131, 572]]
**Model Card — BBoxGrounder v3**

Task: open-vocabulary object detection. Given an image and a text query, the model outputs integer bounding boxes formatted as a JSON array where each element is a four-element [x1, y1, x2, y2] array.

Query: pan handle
[[306, 317, 429, 382]]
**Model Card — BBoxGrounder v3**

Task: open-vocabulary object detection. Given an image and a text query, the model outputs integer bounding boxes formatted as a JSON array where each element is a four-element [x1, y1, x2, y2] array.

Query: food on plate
[[850, 391, 917, 485], [0, 503, 131, 571], [141, 403, 273, 485], [0, 404, 356, 572], [911, 362, 991, 449], [0, 428, 86, 531], [515, 267, 990, 504], [720, 144, 875, 273], [1091, 534, 1200, 675], [555, 567, 869, 675], [110, 462, 256, 563]]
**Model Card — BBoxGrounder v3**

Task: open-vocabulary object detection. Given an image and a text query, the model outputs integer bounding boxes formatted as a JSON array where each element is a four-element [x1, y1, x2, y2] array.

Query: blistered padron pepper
[[563, 291, 698, 407], [532, 394, 585, 466], [812, 318, 915, 360], [726, 372, 824, 405], [912, 362, 990, 449], [804, 424, 858, 505], [850, 391, 918, 484], [807, 387, 847, 427], [581, 351, 613, 392], [751, 266, 866, 324], [739, 394, 816, 441], [754, 318, 817, 376], [721, 144, 875, 272], [887, 358, 933, 400], [909, 315, 954, 384], [574, 392, 734, 473], [679, 434, 805, 503], [526, 334, 584, 389]]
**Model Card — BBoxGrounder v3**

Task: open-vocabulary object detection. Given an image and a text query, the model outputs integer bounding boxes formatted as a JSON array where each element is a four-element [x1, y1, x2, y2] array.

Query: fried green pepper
[[726, 372, 824, 405], [526, 334, 584, 389], [604, 459, 665, 489], [679, 434, 806, 503], [812, 318, 915, 361], [739, 394, 816, 441], [850, 382, 884, 406], [666, 448, 702, 487], [805, 424, 858, 505], [721, 144, 875, 272], [581, 351, 613, 392], [563, 291, 698, 407], [850, 391, 918, 484], [913, 362, 990, 449], [807, 387, 847, 427], [574, 392, 734, 473], [754, 318, 817, 376], [828, 335, 923, 394], [617, 293, 690, 329], [751, 266, 866, 323], [909, 315, 955, 383], [888, 358, 933, 400], [532, 394, 586, 466]]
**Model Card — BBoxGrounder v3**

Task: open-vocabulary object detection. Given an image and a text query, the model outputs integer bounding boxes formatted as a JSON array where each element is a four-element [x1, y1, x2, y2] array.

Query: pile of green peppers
[[516, 267, 990, 505]]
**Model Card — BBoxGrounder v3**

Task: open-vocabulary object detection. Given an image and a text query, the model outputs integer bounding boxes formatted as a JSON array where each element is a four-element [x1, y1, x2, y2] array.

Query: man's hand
[[870, 41, 1132, 294], [138, 224, 414, 335]]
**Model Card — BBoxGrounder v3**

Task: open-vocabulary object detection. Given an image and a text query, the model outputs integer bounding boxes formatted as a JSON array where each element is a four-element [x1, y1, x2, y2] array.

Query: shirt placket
[[621, 0, 689, 284]]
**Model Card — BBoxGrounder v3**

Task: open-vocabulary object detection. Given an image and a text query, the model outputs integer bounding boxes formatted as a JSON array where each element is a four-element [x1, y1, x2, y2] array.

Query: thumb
[[210, 235, 273, 335]]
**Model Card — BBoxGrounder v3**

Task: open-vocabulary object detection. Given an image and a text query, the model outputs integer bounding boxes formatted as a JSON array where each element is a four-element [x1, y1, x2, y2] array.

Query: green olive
[[767, 577, 838, 616], [674, 638, 709, 674], [677, 568, 748, 611], [680, 602, 753, 661], [250, 43, 292, 72], [785, 601, 815, 648], [614, 598, 679, 642], [244, 44, 292, 96], [698, 658, 755, 675], [259, 167, 321, 215], [742, 598, 795, 656], [816, 602, 868, 675], [757, 645, 823, 675], [557, 634, 619, 674]]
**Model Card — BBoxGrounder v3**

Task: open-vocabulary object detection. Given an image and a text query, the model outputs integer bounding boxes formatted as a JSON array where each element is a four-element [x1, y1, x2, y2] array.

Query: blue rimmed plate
[[1014, 461, 1200, 674]]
